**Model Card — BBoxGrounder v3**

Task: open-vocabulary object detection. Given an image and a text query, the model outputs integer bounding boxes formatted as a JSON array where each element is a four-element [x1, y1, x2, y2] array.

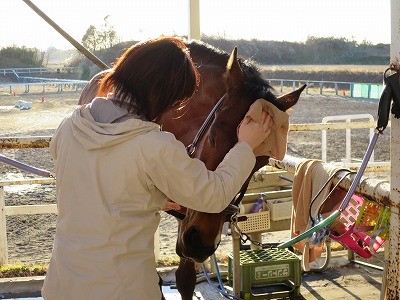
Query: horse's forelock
[[239, 62, 281, 108]]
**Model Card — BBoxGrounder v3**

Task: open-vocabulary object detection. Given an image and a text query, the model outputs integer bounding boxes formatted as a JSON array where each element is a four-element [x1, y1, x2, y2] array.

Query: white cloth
[[42, 97, 256, 300], [244, 99, 289, 159]]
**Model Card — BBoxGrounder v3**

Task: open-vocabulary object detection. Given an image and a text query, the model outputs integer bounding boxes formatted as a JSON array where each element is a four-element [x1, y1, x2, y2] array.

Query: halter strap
[[167, 92, 248, 220], [166, 182, 248, 221], [222, 181, 250, 216], [186, 93, 227, 157]]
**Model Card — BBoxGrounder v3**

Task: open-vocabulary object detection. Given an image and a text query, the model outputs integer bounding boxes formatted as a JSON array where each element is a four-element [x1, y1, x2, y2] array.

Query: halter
[[186, 92, 227, 157], [166, 92, 247, 220]]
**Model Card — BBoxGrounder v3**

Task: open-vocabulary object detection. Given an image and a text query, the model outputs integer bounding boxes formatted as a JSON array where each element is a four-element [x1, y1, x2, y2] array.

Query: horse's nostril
[[181, 226, 217, 262], [184, 226, 200, 247]]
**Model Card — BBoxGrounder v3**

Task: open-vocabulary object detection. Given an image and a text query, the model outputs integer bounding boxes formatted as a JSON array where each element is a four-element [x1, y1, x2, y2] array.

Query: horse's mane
[[186, 40, 230, 68], [186, 40, 280, 108]]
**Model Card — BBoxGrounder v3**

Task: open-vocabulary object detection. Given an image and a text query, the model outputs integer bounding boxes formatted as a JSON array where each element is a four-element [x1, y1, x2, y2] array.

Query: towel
[[291, 159, 340, 271], [244, 99, 289, 159]]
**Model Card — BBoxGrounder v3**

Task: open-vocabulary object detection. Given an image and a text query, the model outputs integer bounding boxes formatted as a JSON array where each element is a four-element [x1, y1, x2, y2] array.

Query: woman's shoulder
[[143, 130, 178, 144], [140, 130, 185, 152]]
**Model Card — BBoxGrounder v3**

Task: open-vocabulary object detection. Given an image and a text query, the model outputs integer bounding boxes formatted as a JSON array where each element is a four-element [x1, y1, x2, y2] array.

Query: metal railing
[[268, 78, 382, 99], [0, 67, 79, 76], [0, 80, 88, 94]]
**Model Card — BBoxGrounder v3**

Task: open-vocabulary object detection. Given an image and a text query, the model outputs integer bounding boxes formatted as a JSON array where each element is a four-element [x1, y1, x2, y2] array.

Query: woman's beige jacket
[[42, 98, 255, 300]]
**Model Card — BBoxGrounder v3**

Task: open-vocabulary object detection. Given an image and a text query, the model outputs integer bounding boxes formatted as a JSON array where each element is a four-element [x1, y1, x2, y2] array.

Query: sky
[[2, 0, 391, 51]]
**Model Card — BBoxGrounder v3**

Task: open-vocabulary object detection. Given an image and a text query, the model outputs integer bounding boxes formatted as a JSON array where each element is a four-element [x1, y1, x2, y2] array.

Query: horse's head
[[174, 44, 305, 263]]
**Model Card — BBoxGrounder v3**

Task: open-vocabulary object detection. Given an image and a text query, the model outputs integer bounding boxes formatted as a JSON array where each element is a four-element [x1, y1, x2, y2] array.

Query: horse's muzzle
[[176, 226, 217, 263]]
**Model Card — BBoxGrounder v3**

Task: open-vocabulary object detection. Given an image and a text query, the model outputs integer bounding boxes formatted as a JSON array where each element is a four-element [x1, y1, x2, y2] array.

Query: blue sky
[[2, 0, 391, 50]]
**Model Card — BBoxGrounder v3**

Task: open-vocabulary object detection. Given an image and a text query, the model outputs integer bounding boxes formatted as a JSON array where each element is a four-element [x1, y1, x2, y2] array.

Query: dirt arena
[[0, 90, 388, 299]]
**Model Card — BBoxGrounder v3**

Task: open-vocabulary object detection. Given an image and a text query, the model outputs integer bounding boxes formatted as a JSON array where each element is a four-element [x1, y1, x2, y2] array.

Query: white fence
[[0, 66, 86, 94], [0, 178, 56, 264], [0, 75, 382, 98], [0, 81, 88, 94], [0, 67, 79, 76], [0, 118, 391, 266], [269, 78, 383, 99], [321, 114, 375, 163]]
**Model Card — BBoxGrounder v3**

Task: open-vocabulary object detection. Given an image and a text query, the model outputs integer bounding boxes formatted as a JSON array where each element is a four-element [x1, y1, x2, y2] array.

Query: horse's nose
[[183, 226, 215, 262], [184, 226, 202, 248]]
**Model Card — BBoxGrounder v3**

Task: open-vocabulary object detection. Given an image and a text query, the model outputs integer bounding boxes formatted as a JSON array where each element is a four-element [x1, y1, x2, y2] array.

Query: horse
[[78, 40, 304, 300]]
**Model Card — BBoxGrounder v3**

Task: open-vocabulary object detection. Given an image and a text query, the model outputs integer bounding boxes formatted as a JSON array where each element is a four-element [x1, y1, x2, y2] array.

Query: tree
[[81, 16, 119, 52], [43, 47, 57, 67], [82, 25, 99, 52], [0, 46, 43, 68]]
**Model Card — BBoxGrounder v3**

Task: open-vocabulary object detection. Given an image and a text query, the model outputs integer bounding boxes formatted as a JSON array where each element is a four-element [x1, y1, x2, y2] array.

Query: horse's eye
[[209, 132, 216, 146]]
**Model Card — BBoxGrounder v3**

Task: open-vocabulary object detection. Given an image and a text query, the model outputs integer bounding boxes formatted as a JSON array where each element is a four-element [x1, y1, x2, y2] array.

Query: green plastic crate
[[228, 248, 301, 299]]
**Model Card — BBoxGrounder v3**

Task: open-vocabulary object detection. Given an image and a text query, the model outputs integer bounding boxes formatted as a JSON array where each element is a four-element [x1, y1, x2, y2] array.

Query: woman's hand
[[163, 199, 181, 211], [237, 111, 272, 150]]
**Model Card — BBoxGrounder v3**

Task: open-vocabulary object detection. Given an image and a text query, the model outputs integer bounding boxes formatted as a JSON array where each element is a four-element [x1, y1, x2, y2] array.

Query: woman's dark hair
[[98, 36, 200, 121]]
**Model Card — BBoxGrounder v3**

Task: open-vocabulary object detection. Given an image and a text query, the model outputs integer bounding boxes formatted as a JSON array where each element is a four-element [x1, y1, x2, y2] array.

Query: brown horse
[[79, 40, 304, 300]]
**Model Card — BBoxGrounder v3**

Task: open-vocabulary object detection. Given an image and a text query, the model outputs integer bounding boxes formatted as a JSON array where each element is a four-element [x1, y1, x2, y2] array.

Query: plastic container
[[237, 202, 270, 234], [228, 248, 301, 299], [266, 197, 293, 221], [373, 207, 390, 238], [354, 199, 382, 234]]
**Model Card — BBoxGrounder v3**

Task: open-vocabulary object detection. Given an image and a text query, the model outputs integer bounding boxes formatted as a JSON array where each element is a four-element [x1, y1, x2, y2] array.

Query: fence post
[[319, 82, 323, 94], [385, 1, 400, 297], [335, 82, 338, 95], [0, 187, 8, 265], [367, 84, 372, 99]]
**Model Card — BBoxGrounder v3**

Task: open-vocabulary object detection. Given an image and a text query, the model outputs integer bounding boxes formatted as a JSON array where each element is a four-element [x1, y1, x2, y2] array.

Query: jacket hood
[[71, 97, 160, 150]]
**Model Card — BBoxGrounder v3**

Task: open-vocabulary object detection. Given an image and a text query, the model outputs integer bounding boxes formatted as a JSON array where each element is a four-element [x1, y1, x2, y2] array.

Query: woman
[[42, 36, 272, 300]]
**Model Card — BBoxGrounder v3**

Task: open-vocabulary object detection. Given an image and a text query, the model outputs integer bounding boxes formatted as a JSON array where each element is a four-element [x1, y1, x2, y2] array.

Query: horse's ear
[[225, 47, 244, 89], [276, 84, 306, 111]]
